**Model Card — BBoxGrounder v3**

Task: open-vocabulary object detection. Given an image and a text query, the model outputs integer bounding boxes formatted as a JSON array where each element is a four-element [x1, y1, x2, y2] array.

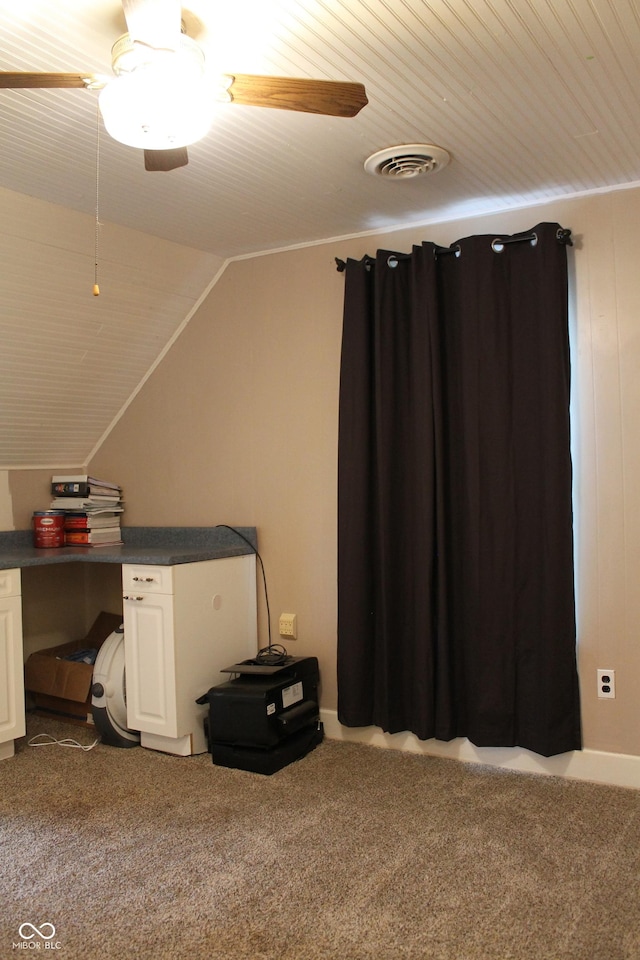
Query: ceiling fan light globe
[[99, 69, 213, 150]]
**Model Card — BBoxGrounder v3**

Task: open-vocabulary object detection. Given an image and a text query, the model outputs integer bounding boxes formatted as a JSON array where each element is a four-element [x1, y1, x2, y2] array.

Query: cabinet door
[[0, 595, 25, 743], [123, 594, 178, 738]]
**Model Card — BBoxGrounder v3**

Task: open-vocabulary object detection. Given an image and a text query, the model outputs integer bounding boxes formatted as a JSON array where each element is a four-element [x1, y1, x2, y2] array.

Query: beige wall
[[9, 468, 73, 529], [14, 185, 635, 758]]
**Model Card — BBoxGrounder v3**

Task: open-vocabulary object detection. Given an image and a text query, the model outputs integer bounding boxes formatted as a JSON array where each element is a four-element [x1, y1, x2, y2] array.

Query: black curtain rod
[[335, 227, 573, 271]]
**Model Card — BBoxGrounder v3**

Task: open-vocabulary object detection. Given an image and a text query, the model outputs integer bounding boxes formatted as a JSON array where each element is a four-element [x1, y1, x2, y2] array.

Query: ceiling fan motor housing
[[110, 32, 205, 78]]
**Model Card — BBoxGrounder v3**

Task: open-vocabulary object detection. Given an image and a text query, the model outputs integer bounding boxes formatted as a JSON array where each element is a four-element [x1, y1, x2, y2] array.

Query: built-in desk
[[0, 527, 258, 760], [0, 525, 258, 569]]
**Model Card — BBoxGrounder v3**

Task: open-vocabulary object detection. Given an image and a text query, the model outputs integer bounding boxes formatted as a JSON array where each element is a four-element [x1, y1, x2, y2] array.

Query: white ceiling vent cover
[[364, 144, 450, 179]]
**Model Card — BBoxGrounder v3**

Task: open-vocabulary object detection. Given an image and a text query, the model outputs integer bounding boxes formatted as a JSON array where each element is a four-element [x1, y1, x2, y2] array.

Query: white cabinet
[[0, 568, 25, 759], [122, 555, 257, 756]]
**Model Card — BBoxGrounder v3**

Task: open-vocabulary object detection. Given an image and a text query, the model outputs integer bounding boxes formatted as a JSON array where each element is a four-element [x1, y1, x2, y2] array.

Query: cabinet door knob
[[132, 576, 155, 582], [123, 595, 144, 601]]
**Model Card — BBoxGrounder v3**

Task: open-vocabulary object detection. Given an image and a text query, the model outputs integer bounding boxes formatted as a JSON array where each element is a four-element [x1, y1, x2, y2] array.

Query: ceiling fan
[[0, 0, 368, 172]]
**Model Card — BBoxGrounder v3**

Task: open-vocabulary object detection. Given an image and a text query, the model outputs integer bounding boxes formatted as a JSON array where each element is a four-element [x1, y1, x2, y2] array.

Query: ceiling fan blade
[[144, 147, 189, 171], [226, 75, 368, 118], [0, 72, 95, 89], [121, 0, 182, 49]]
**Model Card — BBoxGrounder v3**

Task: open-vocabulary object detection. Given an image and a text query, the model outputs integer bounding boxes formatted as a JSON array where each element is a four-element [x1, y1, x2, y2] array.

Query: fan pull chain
[[93, 102, 101, 296]]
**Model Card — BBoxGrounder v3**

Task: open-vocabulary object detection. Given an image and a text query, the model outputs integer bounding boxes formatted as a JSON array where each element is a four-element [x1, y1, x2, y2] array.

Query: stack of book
[[49, 474, 124, 546]]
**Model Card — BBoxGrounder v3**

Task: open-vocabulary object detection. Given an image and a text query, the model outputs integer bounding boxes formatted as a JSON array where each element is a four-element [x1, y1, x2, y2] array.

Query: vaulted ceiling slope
[[0, 187, 223, 469], [1, 1, 640, 259]]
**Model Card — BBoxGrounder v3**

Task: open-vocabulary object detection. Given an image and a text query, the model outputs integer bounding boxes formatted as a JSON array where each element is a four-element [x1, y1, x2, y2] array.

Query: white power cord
[[28, 733, 100, 752]]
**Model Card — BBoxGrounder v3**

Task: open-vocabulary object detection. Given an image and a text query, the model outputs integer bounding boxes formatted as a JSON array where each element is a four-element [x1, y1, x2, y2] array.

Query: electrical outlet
[[279, 613, 297, 640], [597, 669, 615, 699]]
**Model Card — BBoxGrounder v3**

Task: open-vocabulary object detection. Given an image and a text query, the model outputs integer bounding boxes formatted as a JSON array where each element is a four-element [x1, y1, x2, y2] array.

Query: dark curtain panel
[[337, 222, 581, 758]]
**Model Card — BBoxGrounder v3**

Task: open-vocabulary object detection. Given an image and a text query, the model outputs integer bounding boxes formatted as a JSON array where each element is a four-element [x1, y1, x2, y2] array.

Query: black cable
[[253, 642, 289, 666], [216, 524, 284, 660]]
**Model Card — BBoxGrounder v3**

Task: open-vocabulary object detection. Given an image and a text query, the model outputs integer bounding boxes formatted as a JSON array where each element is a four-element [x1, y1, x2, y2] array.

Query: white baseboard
[[320, 710, 640, 790]]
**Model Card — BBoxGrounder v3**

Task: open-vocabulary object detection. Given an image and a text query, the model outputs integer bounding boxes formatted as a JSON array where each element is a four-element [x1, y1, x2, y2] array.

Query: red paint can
[[33, 511, 65, 548]]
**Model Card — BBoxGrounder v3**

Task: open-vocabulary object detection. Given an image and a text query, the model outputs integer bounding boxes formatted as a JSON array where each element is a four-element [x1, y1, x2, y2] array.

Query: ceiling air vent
[[364, 143, 450, 179]]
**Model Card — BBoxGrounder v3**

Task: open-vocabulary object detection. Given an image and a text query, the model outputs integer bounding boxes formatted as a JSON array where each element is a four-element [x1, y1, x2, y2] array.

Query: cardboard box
[[24, 611, 123, 721]]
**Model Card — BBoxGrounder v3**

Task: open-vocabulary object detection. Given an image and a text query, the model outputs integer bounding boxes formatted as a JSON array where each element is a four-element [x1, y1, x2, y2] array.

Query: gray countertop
[[0, 526, 257, 569]]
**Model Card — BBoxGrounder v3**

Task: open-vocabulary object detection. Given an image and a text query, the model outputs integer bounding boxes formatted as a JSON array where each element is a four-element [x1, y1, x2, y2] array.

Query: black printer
[[196, 656, 323, 775]]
